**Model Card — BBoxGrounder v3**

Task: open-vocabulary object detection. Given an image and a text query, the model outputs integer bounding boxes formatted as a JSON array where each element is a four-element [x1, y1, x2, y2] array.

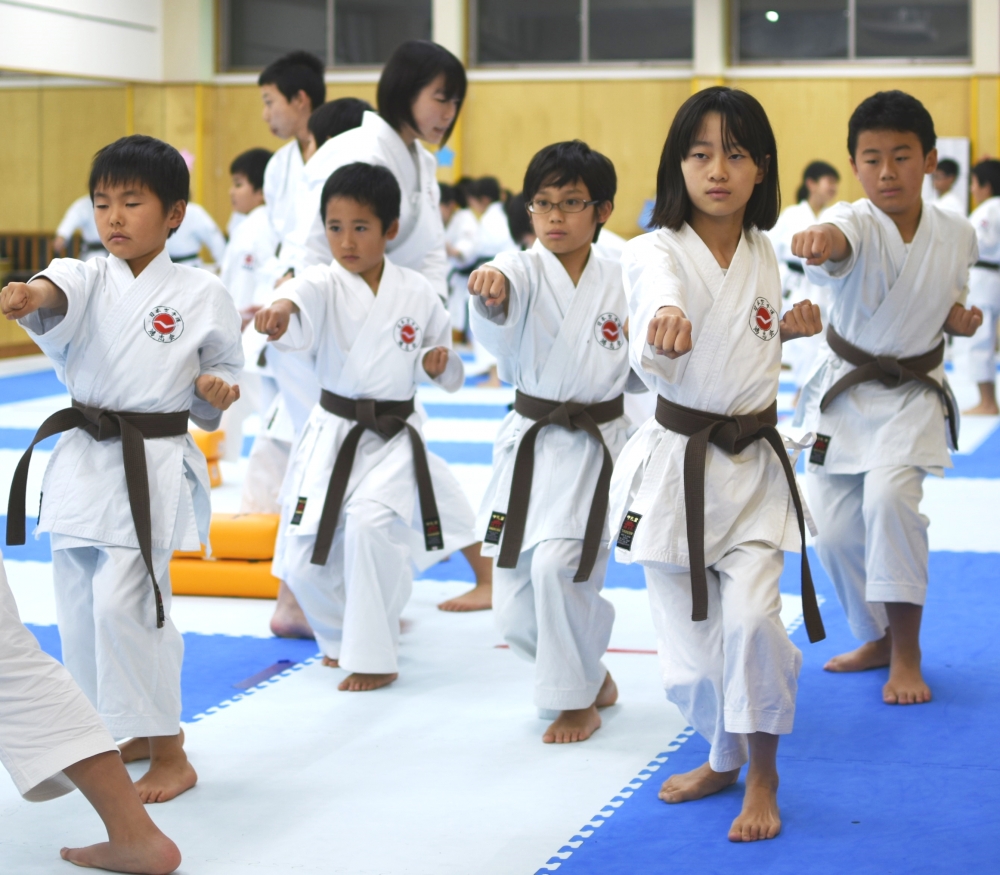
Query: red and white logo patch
[[394, 317, 421, 351], [241, 253, 256, 271], [144, 306, 184, 344], [749, 297, 778, 341], [594, 312, 624, 350]]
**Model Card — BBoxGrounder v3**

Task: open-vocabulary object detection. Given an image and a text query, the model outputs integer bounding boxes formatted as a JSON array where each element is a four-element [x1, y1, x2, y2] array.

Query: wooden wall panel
[[0, 89, 41, 230], [39, 88, 127, 229]]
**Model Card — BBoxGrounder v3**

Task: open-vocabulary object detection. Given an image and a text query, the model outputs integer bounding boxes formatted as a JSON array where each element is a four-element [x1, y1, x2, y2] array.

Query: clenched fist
[[468, 266, 508, 308], [195, 374, 240, 411], [254, 299, 298, 341], [422, 346, 449, 378], [647, 306, 693, 359], [790, 223, 850, 266], [1, 278, 66, 320], [944, 303, 984, 337], [780, 300, 823, 342]]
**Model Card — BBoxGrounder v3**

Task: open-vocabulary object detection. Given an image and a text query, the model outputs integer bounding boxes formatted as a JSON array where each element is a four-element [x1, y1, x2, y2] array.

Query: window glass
[[856, 0, 969, 58], [227, 0, 327, 69], [737, 0, 848, 61], [476, 0, 581, 64], [335, 0, 432, 65], [589, 0, 692, 61]]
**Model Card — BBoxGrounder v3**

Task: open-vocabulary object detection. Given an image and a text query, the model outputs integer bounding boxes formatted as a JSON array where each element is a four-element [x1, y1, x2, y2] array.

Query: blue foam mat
[[27, 624, 319, 723], [549, 549, 1000, 874]]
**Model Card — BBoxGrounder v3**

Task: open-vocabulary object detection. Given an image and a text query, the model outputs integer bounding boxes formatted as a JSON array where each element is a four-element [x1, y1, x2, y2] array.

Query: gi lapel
[[533, 243, 594, 391], [337, 260, 395, 394]]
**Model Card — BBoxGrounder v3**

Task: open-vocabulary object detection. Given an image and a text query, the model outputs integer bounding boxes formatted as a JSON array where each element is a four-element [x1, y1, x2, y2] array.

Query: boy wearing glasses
[[468, 141, 630, 744]]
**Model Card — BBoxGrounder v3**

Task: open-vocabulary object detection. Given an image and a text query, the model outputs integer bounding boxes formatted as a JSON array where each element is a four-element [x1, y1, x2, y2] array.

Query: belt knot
[[549, 401, 587, 431], [875, 355, 904, 385]]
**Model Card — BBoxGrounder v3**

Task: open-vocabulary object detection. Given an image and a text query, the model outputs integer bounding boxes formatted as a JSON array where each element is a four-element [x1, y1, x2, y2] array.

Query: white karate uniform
[[796, 199, 977, 639], [473, 201, 517, 262], [55, 195, 106, 261], [268, 257, 472, 673], [227, 210, 247, 239], [592, 227, 627, 262], [240, 140, 311, 511], [445, 206, 478, 329], [0, 552, 118, 801], [166, 203, 227, 268], [953, 195, 1000, 384], [767, 200, 831, 388], [19, 251, 243, 736], [470, 242, 630, 711], [218, 204, 279, 459], [935, 187, 967, 217], [608, 225, 802, 772], [282, 112, 449, 297]]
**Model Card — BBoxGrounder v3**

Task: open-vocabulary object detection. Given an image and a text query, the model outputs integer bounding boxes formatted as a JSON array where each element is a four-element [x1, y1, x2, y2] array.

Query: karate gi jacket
[[20, 251, 244, 551]]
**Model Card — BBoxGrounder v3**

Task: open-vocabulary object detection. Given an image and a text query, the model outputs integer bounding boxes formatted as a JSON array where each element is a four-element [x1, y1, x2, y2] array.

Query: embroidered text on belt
[[6, 401, 190, 628], [820, 326, 957, 450], [497, 391, 624, 583], [654, 395, 825, 644], [310, 390, 443, 566]]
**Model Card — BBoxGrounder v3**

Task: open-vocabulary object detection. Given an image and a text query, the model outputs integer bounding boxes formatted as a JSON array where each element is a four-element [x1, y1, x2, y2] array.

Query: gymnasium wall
[[0, 74, 993, 246]]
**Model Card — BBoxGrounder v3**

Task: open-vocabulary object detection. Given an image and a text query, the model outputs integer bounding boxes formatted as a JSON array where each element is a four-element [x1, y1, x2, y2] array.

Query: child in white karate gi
[[255, 162, 465, 692], [955, 159, 1000, 415], [0, 551, 181, 874], [1, 135, 243, 803], [468, 141, 629, 744], [792, 91, 982, 705], [608, 87, 824, 842]]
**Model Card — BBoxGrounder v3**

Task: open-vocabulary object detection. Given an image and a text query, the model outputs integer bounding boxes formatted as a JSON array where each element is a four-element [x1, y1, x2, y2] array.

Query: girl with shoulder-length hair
[[609, 85, 825, 844]]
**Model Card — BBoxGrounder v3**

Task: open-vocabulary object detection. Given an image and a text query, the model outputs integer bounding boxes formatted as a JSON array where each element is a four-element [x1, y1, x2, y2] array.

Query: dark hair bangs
[[652, 86, 779, 232], [230, 147, 273, 191], [309, 97, 373, 149], [972, 159, 1000, 196], [847, 90, 936, 159], [320, 161, 401, 234], [377, 41, 466, 145], [258, 50, 326, 112], [89, 135, 189, 235]]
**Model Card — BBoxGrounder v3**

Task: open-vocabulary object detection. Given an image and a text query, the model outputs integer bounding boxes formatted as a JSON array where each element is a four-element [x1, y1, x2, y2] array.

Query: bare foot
[[60, 834, 181, 874], [823, 635, 891, 672], [962, 402, 999, 416], [884, 656, 932, 705], [321, 656, 340, 668], [658, 761, 740, 803], [437, 583, 493, 612], [134, 738, 197, 804], [118, 729, 185, 765], [729, 777, 781, 842], [338, 672, 397, 691], [269, 581, 315, 639], [543, 705, 601, 744], [595, 671, 618, 708]]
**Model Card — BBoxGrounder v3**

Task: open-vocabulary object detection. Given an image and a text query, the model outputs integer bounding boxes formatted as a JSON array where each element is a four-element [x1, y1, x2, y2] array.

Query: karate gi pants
[[645, 542, 801, 773], [51, 543, 183, 739], [0, 557, 118, 801], [806, 465, 928, 642], [953, 302, 999, 385], [282, 499, 412, 674], [240, 433, 291, 515], [492, 539, 614, 712]]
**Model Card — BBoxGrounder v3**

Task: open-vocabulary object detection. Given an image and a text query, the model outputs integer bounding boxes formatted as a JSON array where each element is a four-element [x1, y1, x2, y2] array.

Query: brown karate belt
[[655, 395, 825, 644], [6, 401, 190, 628], [496, 390, 624, 583], [821, 326, 958, 450], [310, 390, 443, 566]]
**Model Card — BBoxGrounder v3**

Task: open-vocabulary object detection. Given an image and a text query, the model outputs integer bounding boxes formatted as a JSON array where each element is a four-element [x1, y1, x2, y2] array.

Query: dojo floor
[[1, 354, 997, 874]]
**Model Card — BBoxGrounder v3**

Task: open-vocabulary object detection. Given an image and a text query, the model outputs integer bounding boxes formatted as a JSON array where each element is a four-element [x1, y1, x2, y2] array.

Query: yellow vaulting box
[[170, 558, 279, 599], [170, 513, 281, 598], [191, 428, 225, 488]]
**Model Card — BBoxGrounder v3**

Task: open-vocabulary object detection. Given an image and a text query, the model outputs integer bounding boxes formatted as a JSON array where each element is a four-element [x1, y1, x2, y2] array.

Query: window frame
[[730, 0, 972, 67], [469, 0, 695, 69], [217, 0, 434, 72]]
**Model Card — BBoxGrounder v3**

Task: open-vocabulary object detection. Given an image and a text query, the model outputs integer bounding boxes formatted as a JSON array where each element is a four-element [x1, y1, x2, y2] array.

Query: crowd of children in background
[[0, 35, 995, 874]]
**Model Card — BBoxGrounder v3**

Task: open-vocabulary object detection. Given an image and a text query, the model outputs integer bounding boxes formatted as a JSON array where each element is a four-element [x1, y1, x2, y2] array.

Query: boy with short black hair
[[932, 157, 965, 215], [1, 134, 243, 802], [255, 162, 464, 692], [221, 147, 275, 316], [792, 90, 983, 705], [468, 140, 629, 744]]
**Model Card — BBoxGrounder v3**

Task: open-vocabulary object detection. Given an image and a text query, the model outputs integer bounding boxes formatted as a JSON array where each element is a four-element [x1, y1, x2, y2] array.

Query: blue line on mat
[[546, 549, 1000, 874], [27, 625, 320, 723], [0, 517, 50, 562], [426, 441, 494, 464], [0, 370, 64, 403]]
